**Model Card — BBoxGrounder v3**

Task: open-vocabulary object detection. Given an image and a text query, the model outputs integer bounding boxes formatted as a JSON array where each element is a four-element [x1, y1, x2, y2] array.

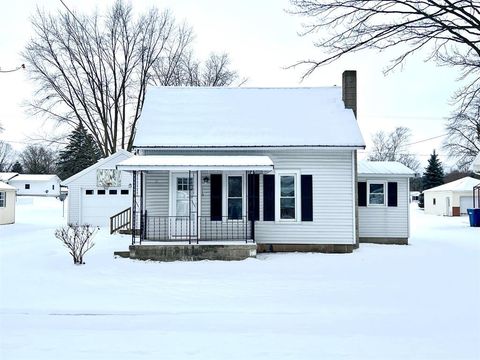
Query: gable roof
[[0, 181, 16, 191], [135, 86, 365, 148], [423, 176, 480, 193], [62, 149, 133, 186], [358, 161, 415, 176], [0, 172, 19, 182], [10, 174, 60, 182]]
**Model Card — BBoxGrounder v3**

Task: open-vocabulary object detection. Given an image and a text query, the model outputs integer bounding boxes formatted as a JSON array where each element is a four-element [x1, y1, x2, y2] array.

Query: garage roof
[[117, 155, 274, 172], [423, 176, 480, 193]]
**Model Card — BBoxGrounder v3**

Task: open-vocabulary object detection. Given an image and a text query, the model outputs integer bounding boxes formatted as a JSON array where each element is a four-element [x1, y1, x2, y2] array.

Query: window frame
[[222, 172, 246, 220], [274, 170, 301, 222], [367, 181, 386, 207], [0, 191, 5, 207]]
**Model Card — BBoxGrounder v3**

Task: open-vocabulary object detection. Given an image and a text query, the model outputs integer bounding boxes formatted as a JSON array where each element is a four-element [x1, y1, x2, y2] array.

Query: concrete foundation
[[359, 237, 408, 245], [256, 243, 354, 253], [128, 243, 257, 261]]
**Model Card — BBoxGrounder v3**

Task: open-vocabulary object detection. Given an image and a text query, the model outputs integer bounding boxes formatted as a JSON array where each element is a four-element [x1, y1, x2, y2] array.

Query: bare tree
[[0, 141, 15, 172], [443, 97, 480, 169], [55, 224, 97, 265], [289, 1, 480, 109], [23, 1, 240, 156], [20, 145, 57, 174], [368, 127, 420, 171]]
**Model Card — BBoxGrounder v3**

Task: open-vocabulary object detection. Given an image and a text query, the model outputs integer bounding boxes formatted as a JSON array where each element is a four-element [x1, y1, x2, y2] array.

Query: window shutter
[[388, 182, 398, 207], [248, 174, 260, 221], [210, 174, 222, 221], [301, 175, 313, 221], [263, 174, 275, 221], [358, 181, 367, 207]]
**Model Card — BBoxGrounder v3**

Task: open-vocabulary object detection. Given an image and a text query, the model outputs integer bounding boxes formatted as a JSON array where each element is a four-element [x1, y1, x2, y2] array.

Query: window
[[85, 190, 94, 195], [97, 189, 106, 195], [121, 189, 129, 195], [280, 175, 296, 219], [433, 198, 436, 205], [109, 189, 118, 195], [25, 184, 30, 190], [177, 177, 193, 191], [227, 176, 242, 219], [52, 185, 55, 190], [0, 192, 5, 207], [368, 182, 385, 206]]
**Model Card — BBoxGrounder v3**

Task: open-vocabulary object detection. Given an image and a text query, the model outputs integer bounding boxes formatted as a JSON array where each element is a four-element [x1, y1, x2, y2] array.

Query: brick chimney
[[342, 70, 357, 119]]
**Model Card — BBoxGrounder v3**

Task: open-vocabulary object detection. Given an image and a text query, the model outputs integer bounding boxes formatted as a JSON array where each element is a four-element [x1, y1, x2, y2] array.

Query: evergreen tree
[[423, 150, 444, 191], [57, 125, 102, 180], [11, 161, 23, 174]]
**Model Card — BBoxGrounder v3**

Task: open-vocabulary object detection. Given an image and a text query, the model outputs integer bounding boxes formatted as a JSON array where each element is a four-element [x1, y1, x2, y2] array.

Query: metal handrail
[[110, 207, 131, 234]]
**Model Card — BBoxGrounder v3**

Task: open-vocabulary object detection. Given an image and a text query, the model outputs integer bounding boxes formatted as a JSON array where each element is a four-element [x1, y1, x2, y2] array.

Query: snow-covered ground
[[1, 197, 479, 360]]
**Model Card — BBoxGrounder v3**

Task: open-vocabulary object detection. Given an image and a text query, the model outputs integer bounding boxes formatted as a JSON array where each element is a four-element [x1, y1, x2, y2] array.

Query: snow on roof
[[423, 176, 480, 193], [117, 155, 274, 172], [62, 149, 133, 185], [11, 174, 60, 182], [470, 152, 480, 174], [358, 161, 415, 176], [135, 86, 366, 148], [0, 181, 16, 191], [0, 172, 18, 182]]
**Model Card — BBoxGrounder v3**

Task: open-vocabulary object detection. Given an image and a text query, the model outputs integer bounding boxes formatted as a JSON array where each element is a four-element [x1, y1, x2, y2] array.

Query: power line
[[0, 64, 25, 73], [405, 134, 448, 146]]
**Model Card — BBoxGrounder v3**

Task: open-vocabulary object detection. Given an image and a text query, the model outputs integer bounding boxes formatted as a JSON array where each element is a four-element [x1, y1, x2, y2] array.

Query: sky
[[0, 0, 462, 170]]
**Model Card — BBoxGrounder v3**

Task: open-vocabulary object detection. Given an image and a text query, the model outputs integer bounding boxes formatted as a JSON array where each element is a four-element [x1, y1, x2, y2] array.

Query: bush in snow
[[55, 224, 98, 265]]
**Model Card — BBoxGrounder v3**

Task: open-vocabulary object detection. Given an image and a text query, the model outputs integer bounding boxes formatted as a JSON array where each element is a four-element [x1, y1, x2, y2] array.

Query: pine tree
[[11, 161, 23, 174], [57, 124, 102, 180], [423, 150, 445, 190]]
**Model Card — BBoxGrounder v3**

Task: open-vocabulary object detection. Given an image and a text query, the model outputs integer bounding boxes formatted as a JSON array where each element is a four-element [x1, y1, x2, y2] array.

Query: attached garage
[[62, 150, 133, 227], [424, 177, 480, 216]]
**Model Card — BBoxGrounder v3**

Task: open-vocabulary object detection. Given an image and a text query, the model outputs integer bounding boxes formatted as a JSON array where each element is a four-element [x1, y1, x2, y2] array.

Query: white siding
[[424, 190, 451, 216], [358, 176, 409, 238], [10, 179, 61, 197], [0, 189, 15, 225], [145, 171, 169, 216]]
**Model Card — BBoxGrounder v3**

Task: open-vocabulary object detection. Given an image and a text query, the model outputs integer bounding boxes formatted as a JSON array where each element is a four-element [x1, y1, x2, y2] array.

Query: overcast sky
[[0, 0, 461, 169]]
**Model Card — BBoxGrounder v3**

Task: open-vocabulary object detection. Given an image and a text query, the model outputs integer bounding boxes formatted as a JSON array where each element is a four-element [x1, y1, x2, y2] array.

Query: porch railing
[[110, 207, 131, 234], [143, 215, 251, 243]]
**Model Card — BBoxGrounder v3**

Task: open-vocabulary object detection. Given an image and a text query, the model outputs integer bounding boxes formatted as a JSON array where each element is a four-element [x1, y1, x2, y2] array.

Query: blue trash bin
[[467, 208, 480, 227]]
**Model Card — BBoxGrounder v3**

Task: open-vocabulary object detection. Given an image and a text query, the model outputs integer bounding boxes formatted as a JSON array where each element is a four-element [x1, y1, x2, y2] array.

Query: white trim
[[352, 151, 356, 243], [275, 170, 301, 222], [222, 172, 247, 219], [367, 180, 387, 207]]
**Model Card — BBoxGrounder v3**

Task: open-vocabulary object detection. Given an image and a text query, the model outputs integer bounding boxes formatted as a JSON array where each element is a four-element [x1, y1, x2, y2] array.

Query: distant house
[[410, 191, 420, 202], [357, 161, 415, 244], [116, 71, 367, 254], [424, 177, 480, 216], [7, 174, 61, 197], [62, 149, 133, 227], [0, 181, 16, 225]]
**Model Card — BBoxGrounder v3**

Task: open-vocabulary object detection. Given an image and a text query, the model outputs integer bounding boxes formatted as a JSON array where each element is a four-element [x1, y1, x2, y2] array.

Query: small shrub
[[55, 224, 98, 265]]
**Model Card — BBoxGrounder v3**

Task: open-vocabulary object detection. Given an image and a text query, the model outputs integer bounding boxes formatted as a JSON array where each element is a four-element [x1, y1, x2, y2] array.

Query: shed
[[423, 177, 480, 216], [357, 161, 415, 244], [62, 150, 133, 227], [9, 174, 61, 197], [0, 181, 16, 225]]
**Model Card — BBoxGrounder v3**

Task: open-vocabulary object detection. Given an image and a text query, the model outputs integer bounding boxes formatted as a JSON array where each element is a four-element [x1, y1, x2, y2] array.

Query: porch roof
[[116, 155, 274, 172]]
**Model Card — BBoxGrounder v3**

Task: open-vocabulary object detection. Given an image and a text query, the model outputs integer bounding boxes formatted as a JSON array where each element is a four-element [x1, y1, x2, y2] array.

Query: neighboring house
[[424, 177, 480, 216], [116, 71, 367, 253], [410, 191, 420, 202], [357, 161, 415, 245], [8, 174, 61, 197], [0, 181, 16, 225], [62, 149, 133, 227]]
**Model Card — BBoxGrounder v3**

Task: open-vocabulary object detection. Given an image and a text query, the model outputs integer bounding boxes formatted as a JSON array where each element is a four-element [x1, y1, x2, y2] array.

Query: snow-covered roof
[[117, 155, 274, 172], [358, 161, 415, 176], [470, 152, 480, 174], [0, 172, 18, 182], [423, 176, 480, 193], [0, 181, 16, 191], [10, 174, 60, 182], [62, 149, 133, 185], [135, 86, 366, 148]]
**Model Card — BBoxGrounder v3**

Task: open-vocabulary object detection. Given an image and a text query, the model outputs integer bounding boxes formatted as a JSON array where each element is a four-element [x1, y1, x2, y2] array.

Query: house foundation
[[359, 237, 408, 245]]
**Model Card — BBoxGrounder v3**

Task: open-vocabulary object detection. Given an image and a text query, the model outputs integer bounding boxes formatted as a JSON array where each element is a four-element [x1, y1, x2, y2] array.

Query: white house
[[0, 181, 16, 225], [116, 71, 367, 254], [62, 149, 133, 227], [357, 161, 415, 244], [7, 174, 61, 197], [424, 177, 480, 216]]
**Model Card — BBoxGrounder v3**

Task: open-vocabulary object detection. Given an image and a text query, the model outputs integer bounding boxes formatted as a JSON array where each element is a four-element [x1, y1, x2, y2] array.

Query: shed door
[[460, 196, 473, 215]]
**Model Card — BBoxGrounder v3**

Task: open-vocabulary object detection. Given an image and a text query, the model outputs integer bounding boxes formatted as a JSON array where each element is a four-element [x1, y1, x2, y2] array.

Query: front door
[[171, 173, 197, 239]]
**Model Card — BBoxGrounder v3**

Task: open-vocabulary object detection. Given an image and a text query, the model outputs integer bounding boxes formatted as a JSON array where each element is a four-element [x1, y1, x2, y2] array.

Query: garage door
[[81, 188, 131, 227], [460, 196, 473, 215]]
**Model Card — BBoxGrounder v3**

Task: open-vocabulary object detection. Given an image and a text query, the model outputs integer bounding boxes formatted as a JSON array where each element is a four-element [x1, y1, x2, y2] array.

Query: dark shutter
[[358, 181, 367, 207], [248, 174, 260, 221], [210, 174, 222, 221], [301, 175, 313, 221], [388, 182, 398, 207], [263, 174, 275, 221]]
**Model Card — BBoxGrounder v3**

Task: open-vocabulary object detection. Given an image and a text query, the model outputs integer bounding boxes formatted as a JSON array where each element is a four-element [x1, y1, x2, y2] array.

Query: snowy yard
[[1, 197, 479, 360]]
